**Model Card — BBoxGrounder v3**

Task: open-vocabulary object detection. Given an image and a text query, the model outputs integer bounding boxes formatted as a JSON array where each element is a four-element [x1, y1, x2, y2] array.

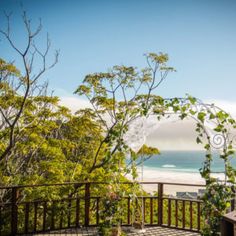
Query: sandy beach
[[131, 167, 225, 196]]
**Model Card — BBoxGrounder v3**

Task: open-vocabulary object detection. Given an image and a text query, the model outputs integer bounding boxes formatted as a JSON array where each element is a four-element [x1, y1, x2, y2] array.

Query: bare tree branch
[[0, 11, 59, 162]]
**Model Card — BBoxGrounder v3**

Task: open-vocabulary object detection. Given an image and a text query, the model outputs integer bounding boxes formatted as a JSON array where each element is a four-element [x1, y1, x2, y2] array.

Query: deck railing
[[0, 181, 219, 235]]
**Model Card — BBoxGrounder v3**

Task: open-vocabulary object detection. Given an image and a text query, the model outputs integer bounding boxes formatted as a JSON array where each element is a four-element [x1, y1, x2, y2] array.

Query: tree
[[0, 89, 108, 187], [75, 53, 174, 178], [0, 11, 58, 162], [74, 53, 175, 233]]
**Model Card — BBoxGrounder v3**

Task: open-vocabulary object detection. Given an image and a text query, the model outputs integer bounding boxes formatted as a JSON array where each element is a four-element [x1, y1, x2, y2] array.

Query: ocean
[[128, 151, 236, 194], [142, 150, 236, 173]]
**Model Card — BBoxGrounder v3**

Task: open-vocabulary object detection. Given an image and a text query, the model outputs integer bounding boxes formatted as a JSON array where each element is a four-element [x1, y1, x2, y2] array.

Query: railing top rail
[[0, 181, 206, 189], [162, 196, 203, 203]]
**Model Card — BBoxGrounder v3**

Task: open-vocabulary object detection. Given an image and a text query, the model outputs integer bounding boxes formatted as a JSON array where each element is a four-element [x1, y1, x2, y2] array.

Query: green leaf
[[209, 113, 215, 119], [196, 137, 202, 144], [188, 96, 197, 105], [204, 144, 210, 150], [197, 112, 206, 123]]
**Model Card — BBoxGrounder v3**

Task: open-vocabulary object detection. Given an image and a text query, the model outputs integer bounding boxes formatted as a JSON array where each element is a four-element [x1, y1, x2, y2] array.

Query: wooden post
[[11, 187, 18, 235], [158, 183, 163, 226], [221, 211, 236, 236], [84, 183, 90, 226]]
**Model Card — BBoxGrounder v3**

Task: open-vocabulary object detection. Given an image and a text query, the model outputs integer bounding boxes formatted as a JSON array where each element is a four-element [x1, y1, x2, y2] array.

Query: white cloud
[[205, 99, 236, 118], [59, 96, 236, 150], [146, 119, 201, 150], [146, 99, 236, 150], [59, 96, 91, 113]]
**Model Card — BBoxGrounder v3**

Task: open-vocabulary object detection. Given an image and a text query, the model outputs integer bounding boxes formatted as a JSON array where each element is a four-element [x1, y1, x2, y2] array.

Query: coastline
[[133, 166, 225, 195]]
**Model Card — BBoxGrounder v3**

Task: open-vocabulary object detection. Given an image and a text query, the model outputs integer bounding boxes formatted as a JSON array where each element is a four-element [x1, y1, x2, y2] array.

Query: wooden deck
[[35, 226, 200, 235]]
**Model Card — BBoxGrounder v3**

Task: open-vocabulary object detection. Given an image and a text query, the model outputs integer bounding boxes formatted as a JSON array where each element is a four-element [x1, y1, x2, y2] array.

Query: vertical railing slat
[[96, 198, 99, 225], [0, 205, 2, 234], [33, 202, 38, 232], [76, 198, 80, 227], [127, 197, 130, 225], [51, 201, 55, 230], [11, 187, 18, 235], [182, 200, 185, 229], [168, 199, 171, 226], [67, 199, 72, 227], [60, 200, 64, 229], [43, 201, 47, 231], [197, 202, 201, 231], [135, 198, 138, 222], [190, 201, 193, 229], [24, 203, 29, 234], [158, 183, 163, 226], [150, 198, 153, 224], [231, 198, 235, 211], [143, 197, 146, 223], [175, 199, 178, 228], [84, 183, 90, 226]]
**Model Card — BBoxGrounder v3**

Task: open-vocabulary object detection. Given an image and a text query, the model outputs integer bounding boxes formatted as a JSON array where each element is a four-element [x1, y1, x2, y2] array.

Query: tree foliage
[[0, 11, 58, 162]]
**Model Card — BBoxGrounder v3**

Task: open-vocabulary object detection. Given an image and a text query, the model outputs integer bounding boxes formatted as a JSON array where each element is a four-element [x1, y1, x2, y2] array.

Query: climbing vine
[[153, 96, 236, 235]]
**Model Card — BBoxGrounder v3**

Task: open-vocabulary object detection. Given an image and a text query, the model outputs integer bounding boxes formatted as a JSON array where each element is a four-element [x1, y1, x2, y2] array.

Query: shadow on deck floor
[[34, 226, 200, 236]]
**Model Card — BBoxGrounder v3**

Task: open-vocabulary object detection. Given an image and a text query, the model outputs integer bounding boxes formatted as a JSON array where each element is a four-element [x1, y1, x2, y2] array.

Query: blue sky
[[1, 0, 236, 150], [1, 0, 236, 103]]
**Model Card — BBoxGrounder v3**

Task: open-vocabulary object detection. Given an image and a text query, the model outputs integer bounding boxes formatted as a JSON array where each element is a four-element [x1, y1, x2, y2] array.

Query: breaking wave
[[162, 164, 176, 168]]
